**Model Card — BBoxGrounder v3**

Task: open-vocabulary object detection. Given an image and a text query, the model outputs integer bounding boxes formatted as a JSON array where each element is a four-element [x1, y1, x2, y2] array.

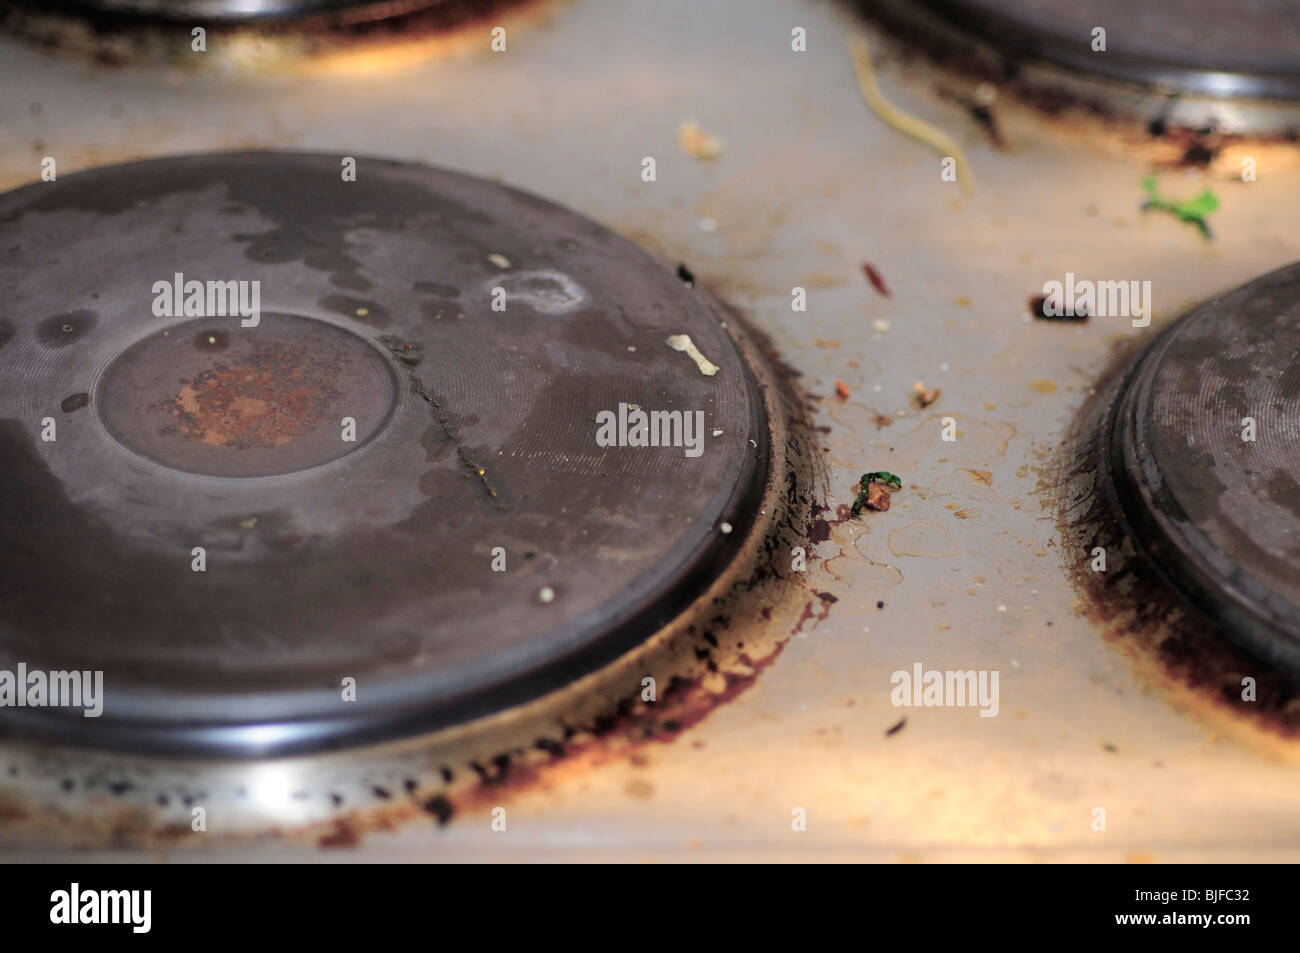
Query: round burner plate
[[0, 152, 770, 755], [1107, 261, 1300, 674], [921, 0, 1300, 100]]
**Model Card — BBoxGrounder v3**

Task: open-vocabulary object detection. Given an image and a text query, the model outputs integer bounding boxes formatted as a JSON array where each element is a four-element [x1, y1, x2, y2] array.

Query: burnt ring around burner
[[1105, 261, 1300, 675]]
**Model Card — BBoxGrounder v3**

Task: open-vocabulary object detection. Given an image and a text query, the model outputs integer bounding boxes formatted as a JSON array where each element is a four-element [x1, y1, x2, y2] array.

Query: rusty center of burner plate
[[97, 314, 397, 477]]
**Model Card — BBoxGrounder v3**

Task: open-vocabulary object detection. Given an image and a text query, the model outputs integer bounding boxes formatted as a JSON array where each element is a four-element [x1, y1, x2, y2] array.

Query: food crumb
[[835, 379, 851, 400], [666, 333, 720, 376], [677, 120, 723, 159], [913, 380, 940, 407], [1030, 293, 1087, 321], [861, 261, 891, 297], [851, 471, 901, 516]]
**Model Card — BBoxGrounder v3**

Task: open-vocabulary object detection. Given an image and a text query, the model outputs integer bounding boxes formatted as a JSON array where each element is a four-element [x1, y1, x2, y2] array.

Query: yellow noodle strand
[[850, 35, 975, 195]]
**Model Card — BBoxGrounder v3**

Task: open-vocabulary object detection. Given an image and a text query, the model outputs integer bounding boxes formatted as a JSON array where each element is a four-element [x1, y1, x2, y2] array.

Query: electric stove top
[[0, 0, 1298, 862]]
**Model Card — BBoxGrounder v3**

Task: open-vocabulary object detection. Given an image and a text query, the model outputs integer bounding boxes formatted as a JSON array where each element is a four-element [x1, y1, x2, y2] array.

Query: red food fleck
[[861, 261, 890, 297]]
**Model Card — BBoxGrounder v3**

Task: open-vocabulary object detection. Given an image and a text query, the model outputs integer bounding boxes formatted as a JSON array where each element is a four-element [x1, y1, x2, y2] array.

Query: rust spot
[[161, 344, 341, 449]]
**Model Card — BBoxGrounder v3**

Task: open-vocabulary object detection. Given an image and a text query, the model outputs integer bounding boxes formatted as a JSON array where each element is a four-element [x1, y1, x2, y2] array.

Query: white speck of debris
[[974, 82, 998, 106], [487, 253, 511, 269], [666, 333, 720, 376], [208, 336, 217, 344], [749, 438, 757, 448], [1011, 659, 1020, 668], [538, 586, 555, 604], [997, 605, 1007, 612], [873, 384, 882, 392], [720, 522, 733, 534], [873, 318, 891, 333], [627, 346, 636, 352], [627, 403, 641, 411], [940, 362, 950, 371], [699, 217, 718, 232], [240, 517, 258, 529], [712, 429, 723, 437]]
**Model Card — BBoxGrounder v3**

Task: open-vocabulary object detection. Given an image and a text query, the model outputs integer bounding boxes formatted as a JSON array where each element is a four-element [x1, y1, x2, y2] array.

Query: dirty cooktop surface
[[0, 151, 768, 755], [2, 0, 1300, 860]]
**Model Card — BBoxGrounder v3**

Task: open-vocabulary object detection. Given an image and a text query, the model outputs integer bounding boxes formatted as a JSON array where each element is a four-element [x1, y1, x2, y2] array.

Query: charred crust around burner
[[0, 0, 545, 65], [856, 0, 1300, 141], [1054, 332, 1300, 740], [0, 290, 835, 850]]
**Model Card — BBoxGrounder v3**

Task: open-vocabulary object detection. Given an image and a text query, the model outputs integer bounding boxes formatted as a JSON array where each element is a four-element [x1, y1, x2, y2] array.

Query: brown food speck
[[861, 261, 890, 297], [913, 380, 940, 407], [835, 379, 851, 400], [863, 482, 891, 511], [885, 716, 907, 736], [1030, 293, 1088, 322]]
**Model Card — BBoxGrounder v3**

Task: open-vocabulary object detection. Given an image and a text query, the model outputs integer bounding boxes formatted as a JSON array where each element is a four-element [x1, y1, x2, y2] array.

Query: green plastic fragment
[[1140, 175, 1219, 238]]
